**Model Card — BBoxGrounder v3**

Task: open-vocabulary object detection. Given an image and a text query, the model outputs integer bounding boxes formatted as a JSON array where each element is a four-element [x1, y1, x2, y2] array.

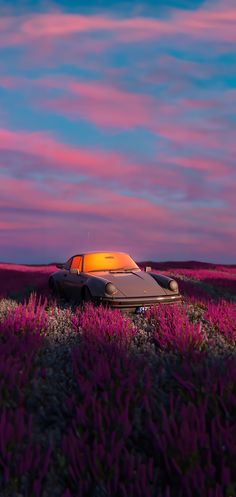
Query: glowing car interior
[[82, 252, 140, 273]]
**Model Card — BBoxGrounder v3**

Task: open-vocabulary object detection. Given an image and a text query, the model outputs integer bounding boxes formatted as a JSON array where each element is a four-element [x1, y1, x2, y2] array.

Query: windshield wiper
[[109, 269, 125, 273], [109, 267, 138, 273], [87, 267, 138, 273]]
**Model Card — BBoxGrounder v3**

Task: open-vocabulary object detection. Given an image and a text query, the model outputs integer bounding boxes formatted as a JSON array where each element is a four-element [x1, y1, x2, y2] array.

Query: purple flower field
[[0, 262, 235, 497]]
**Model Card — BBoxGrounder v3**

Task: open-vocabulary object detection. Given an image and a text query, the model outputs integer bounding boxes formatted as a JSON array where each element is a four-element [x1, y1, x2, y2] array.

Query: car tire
[[49, 278, 62, 299], [49, 277, 56, 294], [58, 285, 67, 300]]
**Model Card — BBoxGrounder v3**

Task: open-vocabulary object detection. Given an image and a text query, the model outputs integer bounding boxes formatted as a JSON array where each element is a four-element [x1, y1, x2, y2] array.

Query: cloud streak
[[0, 0, 236, 49], [1, 172, 235, 263], [1, 74, 235, 169], [0, 127, 140, 182]]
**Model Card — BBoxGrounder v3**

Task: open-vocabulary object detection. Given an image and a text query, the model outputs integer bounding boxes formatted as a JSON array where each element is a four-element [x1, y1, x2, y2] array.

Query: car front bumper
[[95, 294, 183, 312]]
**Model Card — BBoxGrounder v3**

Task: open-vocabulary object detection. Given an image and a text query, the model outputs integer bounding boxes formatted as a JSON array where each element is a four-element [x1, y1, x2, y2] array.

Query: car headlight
[[169, 280, 178, 292], [105, 282, 118, 295]]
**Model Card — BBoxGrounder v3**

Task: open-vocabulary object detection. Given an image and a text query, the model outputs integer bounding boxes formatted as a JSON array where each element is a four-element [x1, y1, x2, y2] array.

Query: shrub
[[75, 302, 137, 348], [60, 337, 156, 497], [145, 304, 207, 354], [0, 407, 52, 496], [144, 356, 236, 497], [204, 300, 236, 344]]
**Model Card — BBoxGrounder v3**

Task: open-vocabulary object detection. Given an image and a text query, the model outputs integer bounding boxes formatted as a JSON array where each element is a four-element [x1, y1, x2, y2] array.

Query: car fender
[[84, 275, 125, 298], [149, 272, 180, 295], [48, 272, 61, 287], [149, 272, 175, 288], [83, 275, 109, 297]]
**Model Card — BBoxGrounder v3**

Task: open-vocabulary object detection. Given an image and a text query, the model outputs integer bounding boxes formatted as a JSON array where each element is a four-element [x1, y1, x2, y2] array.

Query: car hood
[[91, 270, 168, 297]]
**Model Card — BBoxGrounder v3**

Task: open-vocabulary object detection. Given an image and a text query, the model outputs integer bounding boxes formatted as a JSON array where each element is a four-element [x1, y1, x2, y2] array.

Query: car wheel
[[49, 278, 62, 299], [58, 284, 67, 300], [49, 277, 56, 294], [82, 286, 92, 303]]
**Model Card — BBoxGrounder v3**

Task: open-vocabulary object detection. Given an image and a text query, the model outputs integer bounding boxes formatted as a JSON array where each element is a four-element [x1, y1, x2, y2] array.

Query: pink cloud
[[0, 173, 168, 224], [0, 127, 139, 182], [0, 74, 158, 129], [0, 123, 233, 209], [0, 125, 197, 199], [157, 154, 231, 179], [21, 36, 110, 69], [25, 77, 234, 162], [1, 173, 234, 236], [0, 174, 179, 257], [156, 124, 220, 149], [39, 79, 155, 129], [0, 220, 31, 230], [0, 74, 234, 164], [144, 55, 213, 85], [0, 0, 235, 54], [0, 76, 18, 89]]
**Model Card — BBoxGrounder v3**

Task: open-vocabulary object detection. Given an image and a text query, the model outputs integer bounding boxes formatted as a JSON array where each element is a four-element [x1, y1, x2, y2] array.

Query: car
[[49, 251, 182, 313]]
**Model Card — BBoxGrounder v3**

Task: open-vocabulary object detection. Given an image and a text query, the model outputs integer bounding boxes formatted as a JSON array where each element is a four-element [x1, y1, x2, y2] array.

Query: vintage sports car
[[49, 251, 182, 313]]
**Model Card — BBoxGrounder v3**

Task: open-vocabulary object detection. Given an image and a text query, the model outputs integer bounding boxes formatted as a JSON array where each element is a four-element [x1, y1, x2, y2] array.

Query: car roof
[[69, 251, 129, 258]]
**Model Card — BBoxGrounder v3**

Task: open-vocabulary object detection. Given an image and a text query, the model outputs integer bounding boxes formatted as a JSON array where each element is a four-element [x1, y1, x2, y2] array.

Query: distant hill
[[0, 262, 59, 267], [1, 260, 236, 270], [138, 261, 236, 270]]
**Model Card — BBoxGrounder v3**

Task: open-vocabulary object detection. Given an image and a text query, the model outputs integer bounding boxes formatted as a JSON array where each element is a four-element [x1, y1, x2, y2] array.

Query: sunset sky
[[0, 0, 235, 264]]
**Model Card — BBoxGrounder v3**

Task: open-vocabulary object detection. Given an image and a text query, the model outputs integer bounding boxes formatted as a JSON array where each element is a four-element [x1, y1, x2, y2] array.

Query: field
[[0, 261, 236, 497]]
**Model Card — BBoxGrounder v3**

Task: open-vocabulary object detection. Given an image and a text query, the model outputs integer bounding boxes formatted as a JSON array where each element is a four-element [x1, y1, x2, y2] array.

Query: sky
[[0, 0, 235, 264]]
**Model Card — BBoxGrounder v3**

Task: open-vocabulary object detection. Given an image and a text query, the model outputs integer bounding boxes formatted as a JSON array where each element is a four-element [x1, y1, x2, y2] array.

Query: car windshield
[[83, 252, 139, 272]]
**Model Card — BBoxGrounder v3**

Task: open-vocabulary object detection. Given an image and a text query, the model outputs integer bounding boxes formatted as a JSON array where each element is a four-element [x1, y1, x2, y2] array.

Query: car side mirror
[[56, 263, 65, 269], [70, 268, 80, 274], [145, 266, 151, 272]]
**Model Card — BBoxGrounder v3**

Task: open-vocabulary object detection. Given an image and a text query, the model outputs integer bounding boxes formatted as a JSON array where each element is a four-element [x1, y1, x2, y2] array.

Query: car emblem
[[143, 290, 147, 293]]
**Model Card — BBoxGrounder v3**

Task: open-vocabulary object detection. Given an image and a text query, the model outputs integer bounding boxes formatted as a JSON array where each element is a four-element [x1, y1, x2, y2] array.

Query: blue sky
[[0, 0, 235, 263]]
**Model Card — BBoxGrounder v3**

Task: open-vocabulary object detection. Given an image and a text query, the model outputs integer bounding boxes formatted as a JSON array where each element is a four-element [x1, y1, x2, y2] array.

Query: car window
[[71, 255, 82, 271], [64, 258, 73, 270]]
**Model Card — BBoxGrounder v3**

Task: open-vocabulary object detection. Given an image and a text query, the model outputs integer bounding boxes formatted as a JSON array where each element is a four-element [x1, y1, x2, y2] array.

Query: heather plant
[[46, 304, 79, 342], [0, 406, 52, 496], [0, 298, 18, 321], [203, 299, 236, 344], [144, 303, 207, 354], [184, 299, 207, 325], [143, 355, 236, 497], [0, 294, 48, 407], [150, 270, 215, 303], [0, 264, 57, 300], [0, 339, 34, 408], [163, 268, 236, 297], [74, 302, 137, 348], [169, 355, 236, 412], [1, 293, 48, 340], [146, 395, 236, 497], [174, 277, 211, 302], [60, 338, 156, 497], [60, 334, 236, 497]]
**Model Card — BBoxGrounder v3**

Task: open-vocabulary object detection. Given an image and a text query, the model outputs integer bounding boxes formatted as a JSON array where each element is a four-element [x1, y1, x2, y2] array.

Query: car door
[[59, 257, 73, 299], [63, 255, 84, 302]]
